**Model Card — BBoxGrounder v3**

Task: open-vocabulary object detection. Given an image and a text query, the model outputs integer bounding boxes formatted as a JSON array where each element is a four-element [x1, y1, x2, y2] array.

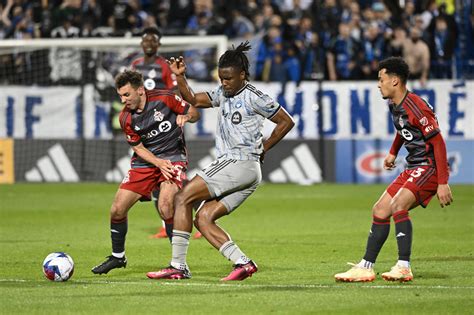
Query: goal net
[[0, 36, 227, 182]]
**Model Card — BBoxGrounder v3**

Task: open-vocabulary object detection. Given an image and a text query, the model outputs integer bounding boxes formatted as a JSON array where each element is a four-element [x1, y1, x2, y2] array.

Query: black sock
[[165, 219, 173, 243], [363, 215, 391, 263], [393, 210, 412, 261], [111, 217, 127, 255]]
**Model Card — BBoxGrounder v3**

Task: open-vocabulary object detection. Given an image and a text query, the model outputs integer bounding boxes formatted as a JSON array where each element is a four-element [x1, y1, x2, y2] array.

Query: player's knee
[[372, 202, 390, 219], [175, 190, 192, 208], [110, 203, 126, 221], [194, 209, 213, 228], [389, 198, 405, 214], [158, 201, 173, 221]]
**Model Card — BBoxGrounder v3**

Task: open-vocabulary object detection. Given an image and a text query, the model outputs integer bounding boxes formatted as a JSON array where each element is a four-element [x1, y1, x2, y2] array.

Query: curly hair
[[378, 57, 410, 84], [218, 41, 251, 80]]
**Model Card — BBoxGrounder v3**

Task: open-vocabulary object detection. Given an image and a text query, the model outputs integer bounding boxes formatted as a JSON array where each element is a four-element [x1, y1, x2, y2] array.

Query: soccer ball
[[42, 252, 74, 282]]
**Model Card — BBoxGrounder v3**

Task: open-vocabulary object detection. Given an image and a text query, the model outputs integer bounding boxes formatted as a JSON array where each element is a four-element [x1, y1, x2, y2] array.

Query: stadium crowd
[[0, 0, 472, 82]]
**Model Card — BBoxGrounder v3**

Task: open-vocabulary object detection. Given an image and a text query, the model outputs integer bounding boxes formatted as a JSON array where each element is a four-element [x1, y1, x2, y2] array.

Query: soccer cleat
[[149, 227, 168, 239], [91, 255, 127, 274], [221, 261, 258, 281], [334, 263, 376, 282], [381, 264, 413, 282], [146, 266, 191, 280]]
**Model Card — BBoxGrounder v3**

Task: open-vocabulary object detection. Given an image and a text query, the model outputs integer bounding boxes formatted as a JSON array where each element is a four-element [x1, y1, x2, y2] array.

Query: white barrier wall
[[0, 80, 472, 139]]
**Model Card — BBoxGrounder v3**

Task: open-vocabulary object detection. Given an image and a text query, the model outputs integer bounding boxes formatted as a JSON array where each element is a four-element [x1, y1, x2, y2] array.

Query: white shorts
[[197, 159, 262, 213]]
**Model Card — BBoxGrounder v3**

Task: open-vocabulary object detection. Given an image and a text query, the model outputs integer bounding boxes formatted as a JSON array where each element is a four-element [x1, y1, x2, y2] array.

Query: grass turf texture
[[0, 183, 473, 314]]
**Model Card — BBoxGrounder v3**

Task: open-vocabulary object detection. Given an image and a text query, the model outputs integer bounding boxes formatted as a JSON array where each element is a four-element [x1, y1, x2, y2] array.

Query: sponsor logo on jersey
[[159, 121, 172, 132], [144, 78, 156, 90], [401, 129, 413, 140], [154, 110, 164, 122], [419, 116, 428, 126], [231, 112, 242, 124]]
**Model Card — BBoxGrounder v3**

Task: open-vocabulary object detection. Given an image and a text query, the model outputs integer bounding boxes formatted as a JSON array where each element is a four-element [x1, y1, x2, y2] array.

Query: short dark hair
[[142, 26, 162, 40], [218, 41, 251, 80], [378, 57, 410, 84], [115, 70, 143, 89]]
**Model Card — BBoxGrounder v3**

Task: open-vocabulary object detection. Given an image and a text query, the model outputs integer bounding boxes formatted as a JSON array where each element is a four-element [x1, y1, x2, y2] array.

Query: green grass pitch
[[1, 183, 473, 314]]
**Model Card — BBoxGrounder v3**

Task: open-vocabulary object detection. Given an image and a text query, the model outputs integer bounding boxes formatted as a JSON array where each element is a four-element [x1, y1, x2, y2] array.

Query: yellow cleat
[[334, 263, 376, 282], [381, 264, 413, 282]]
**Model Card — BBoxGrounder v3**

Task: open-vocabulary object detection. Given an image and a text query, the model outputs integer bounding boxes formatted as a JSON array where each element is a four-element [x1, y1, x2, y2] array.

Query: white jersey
[[206, 83, 281, 161]]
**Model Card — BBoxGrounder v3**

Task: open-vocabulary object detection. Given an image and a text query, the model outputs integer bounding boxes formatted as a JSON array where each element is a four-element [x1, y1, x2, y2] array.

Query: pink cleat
[[147, 266, 191, 280], [221, 261, 258, 281]]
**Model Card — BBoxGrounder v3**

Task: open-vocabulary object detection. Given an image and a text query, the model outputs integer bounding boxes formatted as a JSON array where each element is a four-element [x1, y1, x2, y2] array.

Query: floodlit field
[[1, 183, 473, 314]]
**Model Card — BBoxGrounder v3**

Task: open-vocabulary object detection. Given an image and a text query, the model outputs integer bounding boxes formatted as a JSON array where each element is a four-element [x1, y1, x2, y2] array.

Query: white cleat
[[381, 264, 413, 282], [334, 263, 375, 282]]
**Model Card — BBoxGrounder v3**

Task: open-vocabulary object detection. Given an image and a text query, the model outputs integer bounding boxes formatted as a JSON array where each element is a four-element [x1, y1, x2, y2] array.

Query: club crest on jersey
[[154, 110, 164, 122], [144, 78, 156, 90], [234, 100, 243, 109], [399, 116, 404, 128], [148, 69, 157, 79], [401, 129, 413, 141], [231, 112, 242, 124], [419, 116, 428, 126]]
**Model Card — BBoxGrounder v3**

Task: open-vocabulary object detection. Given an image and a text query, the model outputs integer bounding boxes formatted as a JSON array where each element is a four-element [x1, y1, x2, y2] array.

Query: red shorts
[[119, 161, 187, 201], [387, 166, 439, 208]]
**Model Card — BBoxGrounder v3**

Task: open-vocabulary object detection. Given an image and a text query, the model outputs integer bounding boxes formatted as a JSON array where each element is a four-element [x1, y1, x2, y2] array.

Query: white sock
[[112, 251, 125, 258], [357, 259, 374, 269], [170, 230, 191, 270], [397, 260, 410, 268], [219, 241, 250, 265]]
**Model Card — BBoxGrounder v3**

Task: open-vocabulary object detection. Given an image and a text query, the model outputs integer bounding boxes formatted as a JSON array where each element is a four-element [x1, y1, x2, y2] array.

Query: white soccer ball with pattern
[[42, 252, 74, 281]]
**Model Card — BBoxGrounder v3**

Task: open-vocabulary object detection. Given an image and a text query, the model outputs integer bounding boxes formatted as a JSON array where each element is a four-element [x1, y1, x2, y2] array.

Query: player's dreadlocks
[[218, 41, 251, 80]]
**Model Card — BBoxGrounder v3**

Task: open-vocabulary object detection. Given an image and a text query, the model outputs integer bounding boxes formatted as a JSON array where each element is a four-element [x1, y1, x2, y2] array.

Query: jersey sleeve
[[249, 89, 281, 119], [206, 85, 222, 108], [165, 94, 190, 115], [119, 111, 141, 146]]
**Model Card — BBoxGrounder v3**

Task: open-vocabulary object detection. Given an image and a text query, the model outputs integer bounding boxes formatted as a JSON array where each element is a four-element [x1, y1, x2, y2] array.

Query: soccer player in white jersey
[[147, 42, 295, 281]]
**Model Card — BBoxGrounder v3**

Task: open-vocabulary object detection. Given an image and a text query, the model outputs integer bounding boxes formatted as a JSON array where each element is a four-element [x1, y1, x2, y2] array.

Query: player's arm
[[132, 143, 175, 180], [120, 112, 175, 179], [168, 56, 212, 108], [261, 107, 295, 162], [384, 132, 404, 170], [177, 105, 200, 127], [427, 133, 453, 207]]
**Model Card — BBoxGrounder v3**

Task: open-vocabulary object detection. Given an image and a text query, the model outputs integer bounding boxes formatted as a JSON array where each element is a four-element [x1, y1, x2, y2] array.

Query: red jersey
[[119, 90, 190, 168], [130, 56, 177, 91]]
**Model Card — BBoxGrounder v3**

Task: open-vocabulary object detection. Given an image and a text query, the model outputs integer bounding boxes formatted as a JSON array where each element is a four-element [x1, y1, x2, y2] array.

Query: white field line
[[1, 279, 473, 290]]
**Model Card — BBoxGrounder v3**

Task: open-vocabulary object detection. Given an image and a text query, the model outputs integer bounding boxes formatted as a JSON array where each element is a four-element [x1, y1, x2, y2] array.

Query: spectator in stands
[[427, 15, 457, 78], [327, 22, 363, 81], [361, 22, 385, 79], [403, 27, 430, 86]]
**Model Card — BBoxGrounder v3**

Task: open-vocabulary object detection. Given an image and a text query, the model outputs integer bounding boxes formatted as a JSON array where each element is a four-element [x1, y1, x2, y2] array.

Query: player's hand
[[176, 114, 190, 127], [167, 56, 186, 76], [437, 184, 453, 208], [156, 159, 174, 180], [383, 153, 397, 170]]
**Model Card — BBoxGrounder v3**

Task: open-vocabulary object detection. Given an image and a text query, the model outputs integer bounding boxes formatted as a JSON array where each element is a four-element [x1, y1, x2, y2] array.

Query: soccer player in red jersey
[[130, 26, 179, 239], [131, 26, 202, 240], [91, 70, 200, 274], [335, 57, 453, 282]]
